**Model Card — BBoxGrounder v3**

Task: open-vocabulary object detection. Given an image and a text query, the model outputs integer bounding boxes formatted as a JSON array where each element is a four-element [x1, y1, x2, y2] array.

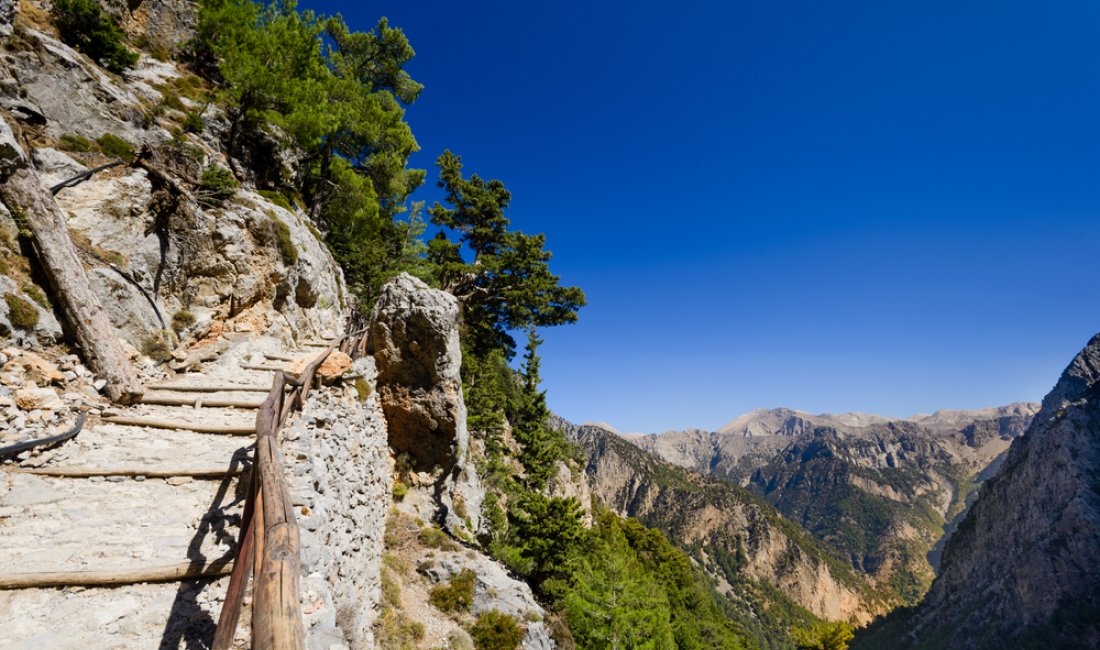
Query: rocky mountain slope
[[633, 404, 1037, 605], [856, 334, 1100, 649], [555, 416, 888, 649]]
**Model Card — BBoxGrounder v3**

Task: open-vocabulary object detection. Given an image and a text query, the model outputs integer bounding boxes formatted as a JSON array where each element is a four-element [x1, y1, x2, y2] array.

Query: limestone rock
[[369, 273, 482, 537], [0, 275, 63, 343], [285, 349, 352, 380], [2, 350, 65, 385], [15, 385, 63, 410], [369, 273, 466, 471], [0, 115, 26, 177]]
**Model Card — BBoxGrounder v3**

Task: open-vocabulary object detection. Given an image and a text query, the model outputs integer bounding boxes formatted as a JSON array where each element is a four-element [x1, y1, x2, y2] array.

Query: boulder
[[285, 349, 352, 381], [15, 385, 63, 410], [369, 273, 483, 537], [0, 115, 26, 178], [369, 273, 466, 471]]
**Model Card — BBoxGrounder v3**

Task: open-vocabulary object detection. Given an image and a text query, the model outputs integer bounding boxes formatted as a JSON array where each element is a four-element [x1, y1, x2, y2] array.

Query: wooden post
[[0, 134, 142, 404]]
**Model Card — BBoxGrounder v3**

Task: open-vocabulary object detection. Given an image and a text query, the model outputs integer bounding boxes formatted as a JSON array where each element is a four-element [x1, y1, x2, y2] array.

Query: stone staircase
[[0, 338, 325, 649]]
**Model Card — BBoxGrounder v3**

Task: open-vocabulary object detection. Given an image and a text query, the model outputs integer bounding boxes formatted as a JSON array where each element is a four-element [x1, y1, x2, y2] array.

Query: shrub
[[258, 189, 294, 212], [57, 133, 96, 153], [4, 292, 39, 329], [198, 165, 238, 206], [96, 133, 133, 161], [469, 610, 525, 650], [377, 609, 424, 650], [354, 377, 372, 401], [52, 0, 139, 73], [141, 332, 172, 362], [391, 480, 408, 501], [23, 284, 50, 309], [171, 310, 195, 333], [271, 219, 299, 265], [182, 110, 205, 133], [418, 526, 459, 551], [429, 569, 476, 614]]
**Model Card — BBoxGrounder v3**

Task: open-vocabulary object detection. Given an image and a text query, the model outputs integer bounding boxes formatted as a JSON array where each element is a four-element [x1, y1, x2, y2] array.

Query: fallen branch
[[21, 465, 247, 479], [48, 161, 126, 195], [0, 413, 86, 460], [0, 560, 234, 590], [103, 415, 255, 435], [107, 263, 166, 330]]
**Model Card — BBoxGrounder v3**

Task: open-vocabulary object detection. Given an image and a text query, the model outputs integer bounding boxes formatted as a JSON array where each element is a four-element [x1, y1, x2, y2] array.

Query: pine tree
[[566, 526, 676, 650], [427, 150, 586, 356]]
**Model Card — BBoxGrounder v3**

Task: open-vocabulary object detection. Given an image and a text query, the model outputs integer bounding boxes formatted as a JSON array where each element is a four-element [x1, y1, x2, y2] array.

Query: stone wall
[[284, 357, 391, 649]]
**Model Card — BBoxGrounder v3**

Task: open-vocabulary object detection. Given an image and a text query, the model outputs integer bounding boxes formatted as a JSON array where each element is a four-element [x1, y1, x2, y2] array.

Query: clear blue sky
[[301, 0, 1100, 433]]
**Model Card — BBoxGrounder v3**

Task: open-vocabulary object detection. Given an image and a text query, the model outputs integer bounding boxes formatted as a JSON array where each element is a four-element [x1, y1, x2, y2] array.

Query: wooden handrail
[[212, 325, 372, 650]]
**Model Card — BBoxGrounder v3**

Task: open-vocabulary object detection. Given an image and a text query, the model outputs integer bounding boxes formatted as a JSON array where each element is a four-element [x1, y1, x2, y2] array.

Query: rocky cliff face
[[859, 335, 1100, 649], [1, 11, 346, 354], [555, 416, 884, 648]]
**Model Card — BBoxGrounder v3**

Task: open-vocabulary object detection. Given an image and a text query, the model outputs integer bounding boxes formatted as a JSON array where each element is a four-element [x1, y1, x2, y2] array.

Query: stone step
[[18, 420, 252, 470], [0, 473, 244, 573]]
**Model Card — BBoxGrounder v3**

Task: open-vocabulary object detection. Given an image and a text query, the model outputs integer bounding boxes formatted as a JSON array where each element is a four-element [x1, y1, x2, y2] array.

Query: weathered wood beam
[[139, 395, 264, 408], [145, 383, 272, 393], [0, 560, 233, 589], [103, 415, 255, 435], [20, 465, 246, 479]]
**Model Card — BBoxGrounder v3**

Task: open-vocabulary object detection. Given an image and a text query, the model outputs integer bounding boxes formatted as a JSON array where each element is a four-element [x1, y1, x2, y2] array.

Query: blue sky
[[301, 0, 1100, 433]]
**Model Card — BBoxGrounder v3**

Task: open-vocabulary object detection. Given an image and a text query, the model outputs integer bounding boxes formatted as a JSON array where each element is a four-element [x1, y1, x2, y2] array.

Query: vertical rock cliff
[[859, 334, 1100, 648]]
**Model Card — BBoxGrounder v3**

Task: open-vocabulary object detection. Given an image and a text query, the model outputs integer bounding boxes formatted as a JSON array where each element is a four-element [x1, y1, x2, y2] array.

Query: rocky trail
[[0, 336, 345, 649]]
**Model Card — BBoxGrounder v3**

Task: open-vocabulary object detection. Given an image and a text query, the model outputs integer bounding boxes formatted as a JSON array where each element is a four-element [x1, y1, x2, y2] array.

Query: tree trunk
[[0, 167, 143, 404]]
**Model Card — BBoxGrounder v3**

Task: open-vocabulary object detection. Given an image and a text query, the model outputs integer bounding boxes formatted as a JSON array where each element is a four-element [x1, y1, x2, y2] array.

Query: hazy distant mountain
[[857, 336, 1100, 649], [553, 416, 889, 649], [632, 403, 1039, 606]]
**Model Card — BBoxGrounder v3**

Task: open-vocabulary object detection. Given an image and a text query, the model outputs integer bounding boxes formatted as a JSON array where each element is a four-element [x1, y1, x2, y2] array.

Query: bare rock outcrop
[[869, 334, 1100, 649], [370, 273, 466, 471], [370, 273, 482, 537]]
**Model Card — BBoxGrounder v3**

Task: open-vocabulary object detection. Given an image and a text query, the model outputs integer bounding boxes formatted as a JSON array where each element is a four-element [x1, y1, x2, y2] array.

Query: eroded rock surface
[[873, 334, 1100, 649]]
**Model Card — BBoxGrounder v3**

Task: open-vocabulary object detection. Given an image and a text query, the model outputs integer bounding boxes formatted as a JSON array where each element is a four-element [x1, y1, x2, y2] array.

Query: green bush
[[469, 610, 525, 650], [171, 310, 195, 333], [23, 284, 50, 309], [57, 133, 96, 153], [418, 526, 459, 551], [182, 110, 205, 133], [96, 133, 133, 161], [4, 293, 39, 329], [52, 0, 139, 74], [429, 569, 476, 614], [354, 377, 372, 402], [377, 609, 424, 650], [198, 166, 239, 206], [271, 218, 299, 265], [258, 189, 294, 212], [391, 480, 408, 501]]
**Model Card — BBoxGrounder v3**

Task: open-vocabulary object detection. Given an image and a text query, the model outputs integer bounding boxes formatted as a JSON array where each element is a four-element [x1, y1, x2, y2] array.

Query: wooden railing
[[212, 325, 371, 650]]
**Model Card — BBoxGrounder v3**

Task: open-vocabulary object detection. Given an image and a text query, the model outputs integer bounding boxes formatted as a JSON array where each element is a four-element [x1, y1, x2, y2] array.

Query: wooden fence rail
[[212, 325, 370, 650]]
